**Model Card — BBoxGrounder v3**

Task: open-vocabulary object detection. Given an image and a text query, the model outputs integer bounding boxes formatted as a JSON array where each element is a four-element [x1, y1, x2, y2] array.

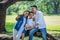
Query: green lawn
[[5, 15, 60, 34], [5, 15, 60, 40]]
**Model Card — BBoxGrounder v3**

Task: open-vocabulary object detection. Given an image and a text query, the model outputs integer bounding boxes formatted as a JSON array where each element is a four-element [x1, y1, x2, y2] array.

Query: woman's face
[[24, 11, 29, 17]]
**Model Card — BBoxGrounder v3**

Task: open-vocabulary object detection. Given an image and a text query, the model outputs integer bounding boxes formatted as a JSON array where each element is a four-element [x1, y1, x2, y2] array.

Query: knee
[[42, 34, 47, 38], [29, 31, 33, 36]]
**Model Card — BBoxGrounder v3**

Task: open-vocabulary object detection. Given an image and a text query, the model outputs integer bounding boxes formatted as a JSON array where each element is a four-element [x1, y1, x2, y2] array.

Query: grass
[[5, 15, 60, 34], [5, 15, 60, 40]]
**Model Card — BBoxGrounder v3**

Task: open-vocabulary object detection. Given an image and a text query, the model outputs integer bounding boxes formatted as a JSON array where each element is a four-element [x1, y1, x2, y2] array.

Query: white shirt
[[26, 18, 35, 28], [34, 11, 46, 29]]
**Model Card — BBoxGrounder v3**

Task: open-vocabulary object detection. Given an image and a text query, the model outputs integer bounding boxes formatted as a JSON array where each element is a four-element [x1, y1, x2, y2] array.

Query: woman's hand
[[16, 14, 20, 20]]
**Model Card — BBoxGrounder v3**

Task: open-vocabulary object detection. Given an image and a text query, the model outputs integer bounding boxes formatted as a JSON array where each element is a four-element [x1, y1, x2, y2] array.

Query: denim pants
[[29, 28, 47, 40]]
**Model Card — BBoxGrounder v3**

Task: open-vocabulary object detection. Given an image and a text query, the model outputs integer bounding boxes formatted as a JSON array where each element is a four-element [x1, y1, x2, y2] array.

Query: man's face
[[31, 7, 37, 13], [24, 12, 29, 17]]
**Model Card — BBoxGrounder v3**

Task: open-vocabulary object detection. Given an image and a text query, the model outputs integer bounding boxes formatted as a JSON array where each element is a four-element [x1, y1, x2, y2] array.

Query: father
[[29, 5, 47, 40]]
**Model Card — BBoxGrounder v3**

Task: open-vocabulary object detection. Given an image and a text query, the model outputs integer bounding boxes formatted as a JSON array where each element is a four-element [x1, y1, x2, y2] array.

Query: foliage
[[6, 0, 60, 15]]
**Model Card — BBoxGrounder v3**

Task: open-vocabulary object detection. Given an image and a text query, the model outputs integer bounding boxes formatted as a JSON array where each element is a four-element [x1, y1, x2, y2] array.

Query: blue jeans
[[29, 28, 47, 40]]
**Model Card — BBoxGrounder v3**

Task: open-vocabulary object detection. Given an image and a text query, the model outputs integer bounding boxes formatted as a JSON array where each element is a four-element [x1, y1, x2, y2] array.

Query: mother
[[13, 11, 29, 40]]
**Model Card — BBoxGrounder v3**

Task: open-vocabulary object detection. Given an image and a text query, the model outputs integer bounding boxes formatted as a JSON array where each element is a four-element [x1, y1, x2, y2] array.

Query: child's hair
[[30, 11, 33, 13], [29, 11, 34, 15]]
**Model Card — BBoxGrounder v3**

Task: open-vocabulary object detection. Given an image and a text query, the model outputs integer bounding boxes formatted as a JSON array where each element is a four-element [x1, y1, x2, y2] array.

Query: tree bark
[[0, 3, 6, 33], [0, 0, 18, 33]]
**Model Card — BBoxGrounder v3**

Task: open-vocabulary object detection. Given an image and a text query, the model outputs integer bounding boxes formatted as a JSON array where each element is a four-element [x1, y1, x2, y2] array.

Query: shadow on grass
[[48, 29, 60, 32]]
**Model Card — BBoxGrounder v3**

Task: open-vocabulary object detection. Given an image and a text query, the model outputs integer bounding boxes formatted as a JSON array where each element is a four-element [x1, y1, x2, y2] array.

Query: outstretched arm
[[16, 14, 20, 21]]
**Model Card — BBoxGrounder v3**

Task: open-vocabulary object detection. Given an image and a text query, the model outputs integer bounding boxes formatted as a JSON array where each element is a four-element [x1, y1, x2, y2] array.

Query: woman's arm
[[16, 14, 21, 21]]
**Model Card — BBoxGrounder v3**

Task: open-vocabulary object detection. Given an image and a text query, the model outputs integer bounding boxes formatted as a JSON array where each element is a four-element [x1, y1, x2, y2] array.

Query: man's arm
[[35, 11, 44, 26]]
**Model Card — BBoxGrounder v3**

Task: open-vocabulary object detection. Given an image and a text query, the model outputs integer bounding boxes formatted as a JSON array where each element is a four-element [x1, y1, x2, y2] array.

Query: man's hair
[[23, 10, 30, 15], [29, 11, 33, 13], [31, 5, 37, 9]]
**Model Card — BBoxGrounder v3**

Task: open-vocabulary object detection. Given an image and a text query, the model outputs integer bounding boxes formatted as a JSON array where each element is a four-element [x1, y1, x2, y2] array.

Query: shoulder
[[36, 11, 43, 16], [18, 15, 24, 20], [37, 11, 43, 14]]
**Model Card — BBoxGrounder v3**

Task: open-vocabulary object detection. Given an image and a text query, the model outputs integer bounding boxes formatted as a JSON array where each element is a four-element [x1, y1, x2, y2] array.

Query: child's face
[[29, 13, 34, 18]]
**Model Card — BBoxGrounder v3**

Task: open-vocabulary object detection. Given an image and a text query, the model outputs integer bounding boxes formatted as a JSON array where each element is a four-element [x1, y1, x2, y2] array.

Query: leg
[[16, 29, 24, 40], [22, 33, 25, 40], [29, 28, 38, 40], [21, 29, 27, 40], [13, 29, 17, 40], [16, 24, 25, 40], [40, 28, 47, 40]]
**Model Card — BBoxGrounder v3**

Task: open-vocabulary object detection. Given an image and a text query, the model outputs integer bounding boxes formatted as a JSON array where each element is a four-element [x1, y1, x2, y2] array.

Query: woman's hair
[[16, 10, 30, 20], [24, 10, 30, 13]]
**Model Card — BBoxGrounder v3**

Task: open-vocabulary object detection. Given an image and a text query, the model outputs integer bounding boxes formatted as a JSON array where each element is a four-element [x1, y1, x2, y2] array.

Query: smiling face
[[29, 13, 33, 17], [29, 12, 34, 18], [23, 11, 29, 17], [31, 7, 37, 13]]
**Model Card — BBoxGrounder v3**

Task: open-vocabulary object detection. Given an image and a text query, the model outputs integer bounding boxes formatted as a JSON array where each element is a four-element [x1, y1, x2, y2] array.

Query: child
[[21, 12, 35, 40], [25, 12, 35, 30]]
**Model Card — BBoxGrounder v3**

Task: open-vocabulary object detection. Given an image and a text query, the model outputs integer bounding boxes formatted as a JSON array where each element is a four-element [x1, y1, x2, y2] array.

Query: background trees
[[7, 0, 60, 15]]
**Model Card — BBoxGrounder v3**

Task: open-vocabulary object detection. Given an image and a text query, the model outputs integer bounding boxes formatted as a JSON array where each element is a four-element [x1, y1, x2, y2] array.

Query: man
[[29, 5, 47, 40]]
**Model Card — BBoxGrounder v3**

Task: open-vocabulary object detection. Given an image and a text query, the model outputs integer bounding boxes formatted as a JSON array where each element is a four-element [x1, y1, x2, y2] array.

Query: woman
[[13, 11, 29, 40]]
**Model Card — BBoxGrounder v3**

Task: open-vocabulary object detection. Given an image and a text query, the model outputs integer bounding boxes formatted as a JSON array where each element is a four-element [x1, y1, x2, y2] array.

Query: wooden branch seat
[[24, 30, 57, 40], [0, 30, 57, 40]]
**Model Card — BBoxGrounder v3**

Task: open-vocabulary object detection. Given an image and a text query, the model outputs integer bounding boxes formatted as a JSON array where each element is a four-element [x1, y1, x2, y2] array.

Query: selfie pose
[[13, 11, 29, 40]]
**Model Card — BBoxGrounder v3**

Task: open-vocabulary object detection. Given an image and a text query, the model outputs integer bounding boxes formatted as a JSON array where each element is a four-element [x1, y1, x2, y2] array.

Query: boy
[[21, 12, 35, 40]]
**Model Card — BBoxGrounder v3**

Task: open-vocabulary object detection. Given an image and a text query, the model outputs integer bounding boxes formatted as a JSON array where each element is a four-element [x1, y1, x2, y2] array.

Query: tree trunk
[[0, 3, 6, 33], [46, 2, 50, 14], [54, 0, 59, 14], [0, 0, 18, 33]]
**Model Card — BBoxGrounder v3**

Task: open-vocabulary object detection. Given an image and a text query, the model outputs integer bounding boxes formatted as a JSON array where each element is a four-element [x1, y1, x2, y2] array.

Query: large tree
[[0, 0, 57, 40], [0, 0, 15, 33], [0, 0, 33, 33]]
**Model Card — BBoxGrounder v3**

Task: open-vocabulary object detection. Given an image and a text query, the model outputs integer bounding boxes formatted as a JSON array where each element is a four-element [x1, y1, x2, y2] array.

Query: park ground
[[5, 15, 60, 40]]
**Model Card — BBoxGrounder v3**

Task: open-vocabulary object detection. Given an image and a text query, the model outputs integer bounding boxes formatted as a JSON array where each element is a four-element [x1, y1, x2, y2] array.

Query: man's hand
[[33, 23, 39, 28]]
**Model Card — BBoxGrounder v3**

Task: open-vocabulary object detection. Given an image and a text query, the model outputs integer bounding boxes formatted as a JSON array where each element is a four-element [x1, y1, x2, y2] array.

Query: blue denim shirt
[[14, 15, 28, 31]]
